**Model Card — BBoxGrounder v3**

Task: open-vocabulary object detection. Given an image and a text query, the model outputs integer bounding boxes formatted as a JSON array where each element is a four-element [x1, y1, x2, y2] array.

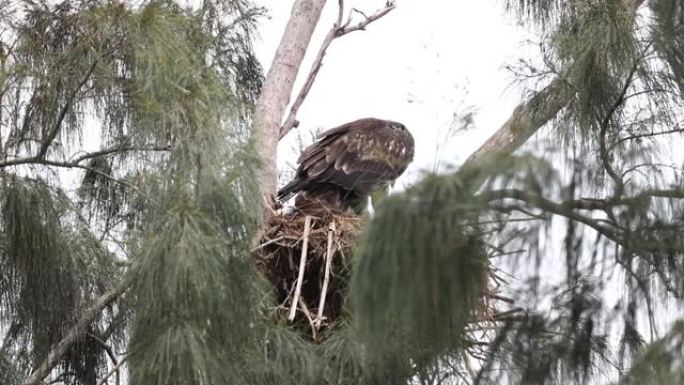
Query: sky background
[[253, 0, 539, 189]]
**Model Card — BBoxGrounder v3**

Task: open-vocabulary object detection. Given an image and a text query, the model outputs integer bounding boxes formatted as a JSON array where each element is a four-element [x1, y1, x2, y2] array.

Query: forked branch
[[279, 0, 397, 139]]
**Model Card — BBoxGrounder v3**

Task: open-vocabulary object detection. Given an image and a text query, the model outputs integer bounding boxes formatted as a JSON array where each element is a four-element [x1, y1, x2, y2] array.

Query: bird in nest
[[278, 117, 415, 213]]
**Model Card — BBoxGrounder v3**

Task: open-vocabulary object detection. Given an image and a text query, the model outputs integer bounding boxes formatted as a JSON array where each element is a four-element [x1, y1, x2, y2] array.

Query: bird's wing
[[300, 124, 414, 192]]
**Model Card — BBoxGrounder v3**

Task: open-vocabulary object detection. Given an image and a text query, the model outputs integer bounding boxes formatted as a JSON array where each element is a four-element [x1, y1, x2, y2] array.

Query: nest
[[253, 202, 516, 345], [254, 202, 363, 340]]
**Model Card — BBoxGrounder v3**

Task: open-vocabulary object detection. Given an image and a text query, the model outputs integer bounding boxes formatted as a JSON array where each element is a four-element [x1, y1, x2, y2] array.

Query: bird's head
[[386, 120, 408, 132]]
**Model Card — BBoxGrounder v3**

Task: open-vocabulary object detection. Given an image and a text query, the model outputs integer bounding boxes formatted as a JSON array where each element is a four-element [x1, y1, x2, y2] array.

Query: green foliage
[[127, 166, 263, 385], [0, 0, 264, 384], [617, 321, 684, 385], [0, 176, 118, 383], [244, 325, 323, 385], [551, 0, 639, 136], [651, 0, 684, 93], [476, 280, 610, 385], [2, 0, 684, 384], [351, 174, 488, 381], [506, 0, 564, 27]]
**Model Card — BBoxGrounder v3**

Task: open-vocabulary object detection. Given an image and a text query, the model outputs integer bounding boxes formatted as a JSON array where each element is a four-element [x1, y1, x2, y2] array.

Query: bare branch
[[96, 355, 126, 385], [71, 143, 171, 164], [288, 215, 312, 321], [279, 1, 397, 140], [0, 156, 151, 200], [315, 221, 336, 328], [338, 2, 396, 35]]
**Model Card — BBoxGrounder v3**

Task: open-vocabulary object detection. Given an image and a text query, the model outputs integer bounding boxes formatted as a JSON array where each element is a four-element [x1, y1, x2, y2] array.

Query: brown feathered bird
[[277, 118, 415, 211]]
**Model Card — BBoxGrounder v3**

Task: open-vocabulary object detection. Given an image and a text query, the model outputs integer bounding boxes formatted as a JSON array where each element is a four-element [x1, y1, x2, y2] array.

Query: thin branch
[[315, 221, 336, 328], [87, 332, 117, 366], [598, 59, 640, 200], [338, 2, 396, 35], [477, 189, 622, 243], [288, 215, 312, 321], [479, 188, 684, 255], [23, 281, 129, 385], [279, 1, 396, 139], [0, 157, 153, 201], [87, 332, 122, 385], [96, 355, 127, 385], [70, 143, 171, 164], [611, 127, 684, 149], [36, 59, 98, 159]]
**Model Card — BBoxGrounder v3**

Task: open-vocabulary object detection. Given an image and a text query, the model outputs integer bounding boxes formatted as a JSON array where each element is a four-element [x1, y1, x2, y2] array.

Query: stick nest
[[254, 202, 364, 339], [253, 202, 512, 344]]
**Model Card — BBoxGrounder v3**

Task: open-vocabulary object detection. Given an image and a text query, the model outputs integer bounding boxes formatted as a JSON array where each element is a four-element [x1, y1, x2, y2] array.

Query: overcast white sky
[[253, 0, 538, 188]]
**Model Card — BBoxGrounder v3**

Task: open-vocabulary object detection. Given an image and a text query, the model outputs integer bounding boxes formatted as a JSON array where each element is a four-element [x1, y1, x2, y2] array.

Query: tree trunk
[[252, 0, 327, 207]]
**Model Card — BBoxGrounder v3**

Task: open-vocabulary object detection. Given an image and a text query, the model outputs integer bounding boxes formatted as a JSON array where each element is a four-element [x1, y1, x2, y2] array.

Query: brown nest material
[[254, 201, 514, 344], [254, 202, 364, 339]]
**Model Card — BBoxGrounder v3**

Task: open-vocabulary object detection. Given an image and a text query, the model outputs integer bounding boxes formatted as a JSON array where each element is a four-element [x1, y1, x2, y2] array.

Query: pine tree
[[1, 0, 684, 384]]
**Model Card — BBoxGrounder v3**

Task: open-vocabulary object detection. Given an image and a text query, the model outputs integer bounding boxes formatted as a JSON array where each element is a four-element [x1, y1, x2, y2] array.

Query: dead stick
[[279, 1, 396, 139], [288, 215, 312, 321], [315, 221, 336, 327], [299, 299, 317, 340], [96, 355, 127, 385]]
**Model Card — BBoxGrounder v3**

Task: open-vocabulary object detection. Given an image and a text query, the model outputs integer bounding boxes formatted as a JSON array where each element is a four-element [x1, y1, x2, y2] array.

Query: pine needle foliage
[[650, 0, 684, 93], [552, 0, 639, 133], [118, 2, 267, 384], [506, 0, 565, 27], [617, 321, 684, 385], [3, 0, 684, 384], [0, 176, 118, 384], [0, 0, 265, 384], [351, 173, 488, 382]]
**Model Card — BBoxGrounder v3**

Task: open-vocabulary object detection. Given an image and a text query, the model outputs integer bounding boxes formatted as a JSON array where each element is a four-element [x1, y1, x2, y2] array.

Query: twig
[[299, 299, 317, 340], [315, 221, 336, 327], [251, 236, 285, 252], [598, 59, 640, 200], [96, 355, 127, 385], [87, 332, 118, 372], [288, 215, 312, 321], [338, 2, 396, 35], [279, 1, 396, 139], [70, 143, 171, 163], [485, 293, 515, 304]]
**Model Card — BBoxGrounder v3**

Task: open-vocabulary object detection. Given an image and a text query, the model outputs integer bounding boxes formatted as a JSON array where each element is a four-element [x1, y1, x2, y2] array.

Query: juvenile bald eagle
[[277, 118, 414, 211]]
